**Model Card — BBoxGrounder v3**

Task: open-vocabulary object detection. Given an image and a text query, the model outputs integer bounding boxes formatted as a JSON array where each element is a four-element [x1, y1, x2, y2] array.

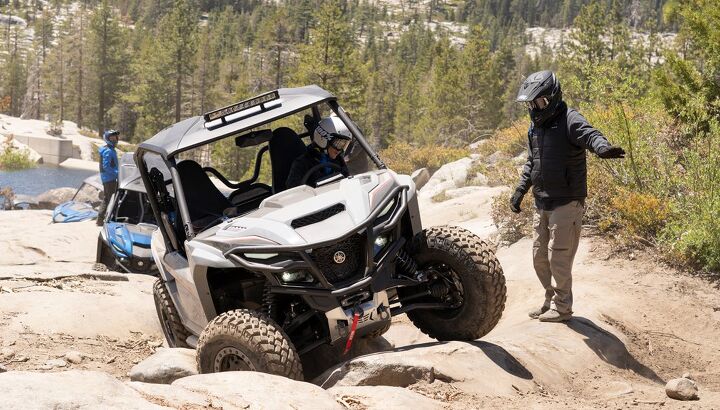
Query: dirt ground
[[1, 201, 719, 408]]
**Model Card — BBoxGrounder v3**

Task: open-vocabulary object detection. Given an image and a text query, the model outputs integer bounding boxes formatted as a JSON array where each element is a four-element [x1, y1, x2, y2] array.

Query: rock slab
[[129, 348, 197, 384], [171, 372, 342, 409], [330, 385, 443, 410], [666, 377, 699, 401], [0, 370, 164, 409]]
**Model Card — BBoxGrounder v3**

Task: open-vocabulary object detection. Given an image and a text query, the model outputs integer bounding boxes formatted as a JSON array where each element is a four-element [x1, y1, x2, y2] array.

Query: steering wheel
[[301, 162, 344, 186]]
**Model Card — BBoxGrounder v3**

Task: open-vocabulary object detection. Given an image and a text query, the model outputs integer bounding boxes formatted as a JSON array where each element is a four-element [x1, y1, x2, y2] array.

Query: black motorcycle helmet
[[516, 70, 563, 126]]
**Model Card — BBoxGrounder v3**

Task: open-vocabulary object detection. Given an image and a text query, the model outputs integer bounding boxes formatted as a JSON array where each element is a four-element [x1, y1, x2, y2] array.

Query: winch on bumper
[[325, 291, 391, 343]]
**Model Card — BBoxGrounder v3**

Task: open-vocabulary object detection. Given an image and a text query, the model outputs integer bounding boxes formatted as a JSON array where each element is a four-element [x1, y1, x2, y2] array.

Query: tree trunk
[[98, 14, 108, 136], [175, 60, 182, 122], [59, 44, 65, 121], [77, 11, 84, 129], [275, 46, 282, 88]]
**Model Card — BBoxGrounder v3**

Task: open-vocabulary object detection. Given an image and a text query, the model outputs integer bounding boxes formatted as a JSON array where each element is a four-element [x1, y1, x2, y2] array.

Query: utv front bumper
[[223, 185, 417, 311]]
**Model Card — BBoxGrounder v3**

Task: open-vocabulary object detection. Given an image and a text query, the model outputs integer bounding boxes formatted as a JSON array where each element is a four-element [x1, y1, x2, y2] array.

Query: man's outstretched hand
[[597, 145, 626, 159], [510, 190, 524, 214]]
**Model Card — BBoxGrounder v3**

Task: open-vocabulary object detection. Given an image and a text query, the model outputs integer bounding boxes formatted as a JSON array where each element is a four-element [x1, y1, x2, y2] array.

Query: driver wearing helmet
[[286, 116, 351, 189]]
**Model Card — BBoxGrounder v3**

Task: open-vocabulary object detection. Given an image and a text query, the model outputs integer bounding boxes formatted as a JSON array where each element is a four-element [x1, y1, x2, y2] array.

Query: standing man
[[97, 129, 120, 226], [511, 71, 625, 322]]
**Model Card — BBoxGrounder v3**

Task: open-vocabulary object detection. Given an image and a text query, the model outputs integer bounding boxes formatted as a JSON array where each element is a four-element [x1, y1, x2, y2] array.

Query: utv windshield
[[169, 103, 377, 234]]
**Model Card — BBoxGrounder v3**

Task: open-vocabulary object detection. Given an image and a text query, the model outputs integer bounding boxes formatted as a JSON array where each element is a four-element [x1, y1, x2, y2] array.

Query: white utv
[[136, 86, 507, 380]]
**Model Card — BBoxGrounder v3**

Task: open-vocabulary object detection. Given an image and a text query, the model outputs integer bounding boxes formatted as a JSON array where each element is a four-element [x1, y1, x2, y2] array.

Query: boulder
[[330, 385, 443, 409], [316, 354, 450, 389], [315, 341, 536, 397], [42, 358, 67, 369], [73, 186, 102, 207], [419, 157, 473, 199], [0, 370, 165, 409], [410, 168, 431, 191], [129, 348, 197, 384], [666, 377, 699, 401], [64, 351, 83, 364], [1, 347, 14, 359], [35, 187, 76, 209], [171, 372, 342, 409]]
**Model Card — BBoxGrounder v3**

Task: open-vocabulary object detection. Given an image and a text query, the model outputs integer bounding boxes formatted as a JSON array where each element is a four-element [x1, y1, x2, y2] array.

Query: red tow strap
[[343, 311, 361, 355]]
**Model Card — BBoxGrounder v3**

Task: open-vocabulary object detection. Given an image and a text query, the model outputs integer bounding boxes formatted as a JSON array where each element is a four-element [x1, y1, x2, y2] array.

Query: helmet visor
[[523, 96, 550, 110], [329, 134, 351, 152]]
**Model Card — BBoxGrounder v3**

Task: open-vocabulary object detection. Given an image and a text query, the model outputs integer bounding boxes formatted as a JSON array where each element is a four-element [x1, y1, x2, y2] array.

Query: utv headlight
[[278, 270, 314, 284], [373, 234, 391, 256]]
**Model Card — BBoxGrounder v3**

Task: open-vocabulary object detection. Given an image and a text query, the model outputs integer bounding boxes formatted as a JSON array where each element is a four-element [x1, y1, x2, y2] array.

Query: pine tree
[[1, 25, 26, 117], [294, 0, 362, 106], [459, 25, 496, 138], [159, 0, 198, 122], [415, 36, 463, 145], [43, 16, 70, 122], [65, 6, 89, 128], [88, 0, 128, 134]]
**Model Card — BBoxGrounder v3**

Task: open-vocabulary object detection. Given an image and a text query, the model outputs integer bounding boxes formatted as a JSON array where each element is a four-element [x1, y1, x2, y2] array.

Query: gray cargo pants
[[532, 200, 584, 314]]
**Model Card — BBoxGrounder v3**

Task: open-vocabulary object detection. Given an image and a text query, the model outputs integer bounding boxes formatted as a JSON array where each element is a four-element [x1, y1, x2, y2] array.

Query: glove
[[510, 190, 524, 214], [597, 145, 626, 159]]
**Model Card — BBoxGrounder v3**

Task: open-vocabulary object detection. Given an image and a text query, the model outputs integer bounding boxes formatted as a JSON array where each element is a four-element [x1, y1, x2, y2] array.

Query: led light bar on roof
[[203, 90, 280, 124]]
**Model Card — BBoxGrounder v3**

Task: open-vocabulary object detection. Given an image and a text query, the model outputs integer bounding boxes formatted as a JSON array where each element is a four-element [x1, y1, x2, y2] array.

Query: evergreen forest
[[1, 0, 720, 273]]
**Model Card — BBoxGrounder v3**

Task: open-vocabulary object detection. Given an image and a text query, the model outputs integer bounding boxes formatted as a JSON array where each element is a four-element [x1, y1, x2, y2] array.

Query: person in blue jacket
[[97, 129, 120, 225]]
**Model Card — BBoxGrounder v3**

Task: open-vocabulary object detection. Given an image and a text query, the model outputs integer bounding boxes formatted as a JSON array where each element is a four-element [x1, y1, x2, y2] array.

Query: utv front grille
[[310, 233, 366, 285], [291, 203, 345, 229]]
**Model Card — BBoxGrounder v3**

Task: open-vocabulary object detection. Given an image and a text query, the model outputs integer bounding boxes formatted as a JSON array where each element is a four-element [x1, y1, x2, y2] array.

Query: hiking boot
[[538, 309, 572, 322], [528, 306, 550, 319]]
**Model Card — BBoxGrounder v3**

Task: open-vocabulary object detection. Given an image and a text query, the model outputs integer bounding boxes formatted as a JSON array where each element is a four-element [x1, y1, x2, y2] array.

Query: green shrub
[[0, 145, 37, 170], [380, 142, 468, 175]]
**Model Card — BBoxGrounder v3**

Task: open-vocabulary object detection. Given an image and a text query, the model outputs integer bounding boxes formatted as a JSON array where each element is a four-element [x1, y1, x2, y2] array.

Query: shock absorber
[[395, 247, 418, 278], [262, 281, 277, 321]]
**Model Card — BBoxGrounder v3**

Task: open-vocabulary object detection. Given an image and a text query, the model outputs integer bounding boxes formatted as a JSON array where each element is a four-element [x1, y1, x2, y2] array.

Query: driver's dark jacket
[[286, 145, 349, 189], [516, 103, 610, 209]]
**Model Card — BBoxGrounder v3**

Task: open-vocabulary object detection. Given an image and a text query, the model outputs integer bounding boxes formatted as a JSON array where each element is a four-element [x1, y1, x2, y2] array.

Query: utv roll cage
[[136, 85, 386, 254]]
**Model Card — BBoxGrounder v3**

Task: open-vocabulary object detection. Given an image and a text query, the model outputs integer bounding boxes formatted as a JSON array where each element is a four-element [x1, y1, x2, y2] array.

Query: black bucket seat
[[176, 160, 231, 226], [269, 127, 306, 193]]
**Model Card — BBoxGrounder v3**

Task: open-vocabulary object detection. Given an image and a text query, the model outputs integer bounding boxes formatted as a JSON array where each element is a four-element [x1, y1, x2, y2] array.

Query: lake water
[[0, 165, 96, 196]]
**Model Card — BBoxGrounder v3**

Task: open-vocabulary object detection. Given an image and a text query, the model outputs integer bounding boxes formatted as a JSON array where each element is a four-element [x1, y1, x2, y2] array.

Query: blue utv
[[95, 153, 164, 274]]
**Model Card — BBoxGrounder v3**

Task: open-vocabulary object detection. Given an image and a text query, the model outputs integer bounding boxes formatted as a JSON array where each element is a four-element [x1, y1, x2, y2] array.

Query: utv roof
[[138, 85, 336, 158]]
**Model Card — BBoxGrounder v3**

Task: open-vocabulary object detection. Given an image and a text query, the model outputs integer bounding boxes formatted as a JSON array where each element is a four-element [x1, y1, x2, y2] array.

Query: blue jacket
[[99, 144, 119, 183]]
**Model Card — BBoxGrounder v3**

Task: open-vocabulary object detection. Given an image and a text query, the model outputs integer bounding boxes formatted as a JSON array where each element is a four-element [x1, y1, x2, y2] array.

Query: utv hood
[[194, 170, 410, 250]]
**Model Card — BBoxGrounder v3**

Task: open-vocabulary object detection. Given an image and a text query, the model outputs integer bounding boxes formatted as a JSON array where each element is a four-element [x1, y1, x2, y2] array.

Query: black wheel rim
[[214, 347, 256, 372]]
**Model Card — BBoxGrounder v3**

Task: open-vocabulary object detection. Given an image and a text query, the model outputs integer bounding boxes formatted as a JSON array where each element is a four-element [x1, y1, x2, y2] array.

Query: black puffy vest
[[529, 107, 588, 200]]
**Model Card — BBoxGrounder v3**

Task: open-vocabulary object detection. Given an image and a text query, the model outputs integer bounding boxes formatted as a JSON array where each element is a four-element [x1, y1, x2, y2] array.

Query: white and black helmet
[[312, 116, 352, 153]]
